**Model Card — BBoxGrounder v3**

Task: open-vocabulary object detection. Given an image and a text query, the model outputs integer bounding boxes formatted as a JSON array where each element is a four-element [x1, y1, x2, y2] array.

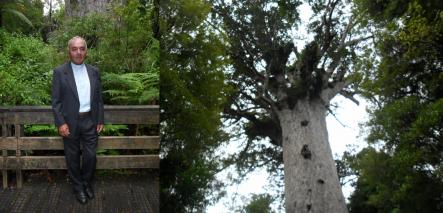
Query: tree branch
[[340, 90, 360, 105]]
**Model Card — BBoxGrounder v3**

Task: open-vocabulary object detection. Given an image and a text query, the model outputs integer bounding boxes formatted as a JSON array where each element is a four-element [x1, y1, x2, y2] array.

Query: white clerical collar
[[71, 62, 85, 70]]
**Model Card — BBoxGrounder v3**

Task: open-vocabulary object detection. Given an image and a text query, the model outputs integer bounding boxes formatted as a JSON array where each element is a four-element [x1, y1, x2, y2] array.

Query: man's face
[[68, 39, 87, 65]]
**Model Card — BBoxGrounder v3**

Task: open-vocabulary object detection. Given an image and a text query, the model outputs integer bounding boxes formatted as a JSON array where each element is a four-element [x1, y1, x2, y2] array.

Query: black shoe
[[75, 190, 88, 204], [85, 185, 94, 199]]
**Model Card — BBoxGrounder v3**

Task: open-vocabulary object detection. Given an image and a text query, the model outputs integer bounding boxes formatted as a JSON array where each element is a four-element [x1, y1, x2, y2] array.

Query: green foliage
[[49, 13, 107, 52], [348, 0, 443, 211], [347, 147, 443, 213], [0, 29, 57, 105], [354, 0, 442, 23], [24, 124, 58, 136], [353, 0, 409, 22], [0, 0, 42, 34], [102, 72, 159, 104], [99, 124, 129, 136], [241, 193, 275, 213], [158, 0, 231, 211]]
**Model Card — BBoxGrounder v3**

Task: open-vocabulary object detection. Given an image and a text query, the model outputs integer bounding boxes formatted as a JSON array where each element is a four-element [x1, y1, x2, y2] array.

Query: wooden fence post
[[1, 112, 8, 189], [15, 123, 22, 189]]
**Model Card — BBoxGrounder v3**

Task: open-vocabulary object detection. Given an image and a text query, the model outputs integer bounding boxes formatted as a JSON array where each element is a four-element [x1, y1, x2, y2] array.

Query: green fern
[[102, 72, 159, 104]]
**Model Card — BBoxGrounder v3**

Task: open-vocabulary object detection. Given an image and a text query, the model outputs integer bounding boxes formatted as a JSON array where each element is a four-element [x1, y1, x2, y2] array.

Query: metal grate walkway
[[0, 173, 159, 213]]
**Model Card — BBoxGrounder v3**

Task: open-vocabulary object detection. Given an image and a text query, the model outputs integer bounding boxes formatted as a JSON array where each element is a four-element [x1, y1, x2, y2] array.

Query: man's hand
[[58, 124, 70, 137], [97, 124, 104, 134]]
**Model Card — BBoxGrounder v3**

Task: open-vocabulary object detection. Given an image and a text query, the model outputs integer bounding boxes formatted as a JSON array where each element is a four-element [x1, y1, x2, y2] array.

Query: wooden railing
[[0, 105, 159, 189]]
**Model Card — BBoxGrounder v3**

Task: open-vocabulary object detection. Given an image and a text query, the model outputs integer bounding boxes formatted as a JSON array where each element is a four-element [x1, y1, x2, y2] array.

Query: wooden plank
[[97, 136, 160, 150], [0, 137, 16, 150], [18, 137, 62, 150], [0, 106, 52, 125], [15, 136, 159, 150], [1, 155, 159, 169], [21, 156, 66, 169], [104, 109, 159, 124], [2, 105, 159, 125], [97, 155, 160, 169], [3, 110, 53, 125]]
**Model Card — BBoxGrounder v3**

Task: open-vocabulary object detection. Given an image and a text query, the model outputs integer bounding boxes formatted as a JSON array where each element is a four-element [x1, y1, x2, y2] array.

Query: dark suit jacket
[[51, 62, 104, 136]]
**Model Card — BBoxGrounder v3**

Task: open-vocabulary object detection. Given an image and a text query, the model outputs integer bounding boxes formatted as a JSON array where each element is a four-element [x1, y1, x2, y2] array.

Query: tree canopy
[[345, 0, 443, 212], [157, 0, 231, 211]]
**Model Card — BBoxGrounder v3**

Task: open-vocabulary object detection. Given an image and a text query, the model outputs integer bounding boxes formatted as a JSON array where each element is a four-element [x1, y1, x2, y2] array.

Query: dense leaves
[[102, 72, 159, 104], [241, 193, 275, 213], [0, 0, 41, 34], [158, 0, 230, 211], [0, 30, 57, 105], [347, 0, 443, 212]]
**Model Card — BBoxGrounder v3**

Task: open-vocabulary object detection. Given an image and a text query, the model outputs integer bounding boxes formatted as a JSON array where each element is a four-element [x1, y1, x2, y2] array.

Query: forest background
[[1, 0, 442, 212]]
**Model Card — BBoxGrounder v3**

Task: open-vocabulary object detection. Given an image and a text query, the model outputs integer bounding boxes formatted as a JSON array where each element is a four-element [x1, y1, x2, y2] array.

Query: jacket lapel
[[63, 62, 79, 101]]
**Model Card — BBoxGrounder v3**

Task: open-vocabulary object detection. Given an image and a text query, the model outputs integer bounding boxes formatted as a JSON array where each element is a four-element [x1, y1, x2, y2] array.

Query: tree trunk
[[278, 99, 348, 213], [64, 0, 114, 17]]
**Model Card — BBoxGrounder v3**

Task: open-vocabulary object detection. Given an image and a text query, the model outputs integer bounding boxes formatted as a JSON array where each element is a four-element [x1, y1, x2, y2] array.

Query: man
[[52, 36, 104, 204]]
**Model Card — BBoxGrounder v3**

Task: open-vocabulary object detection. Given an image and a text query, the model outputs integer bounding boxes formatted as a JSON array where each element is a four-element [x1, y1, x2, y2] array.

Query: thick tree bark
[[278, 99, 347, 213], [64, 0, 115, 17]]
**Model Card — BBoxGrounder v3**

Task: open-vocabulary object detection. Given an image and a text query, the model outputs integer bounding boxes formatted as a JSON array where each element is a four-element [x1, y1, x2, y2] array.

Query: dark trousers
[[63, 114, 98, 192]]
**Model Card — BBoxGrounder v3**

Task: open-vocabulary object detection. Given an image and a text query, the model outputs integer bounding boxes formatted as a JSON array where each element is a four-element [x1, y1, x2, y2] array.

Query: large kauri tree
[[65, 0, 113, 17], [212, 0, 368, 212]]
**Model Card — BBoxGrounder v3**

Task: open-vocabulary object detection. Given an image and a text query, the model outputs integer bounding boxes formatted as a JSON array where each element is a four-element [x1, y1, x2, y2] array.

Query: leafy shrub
[[0, 29, 58, 105]]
